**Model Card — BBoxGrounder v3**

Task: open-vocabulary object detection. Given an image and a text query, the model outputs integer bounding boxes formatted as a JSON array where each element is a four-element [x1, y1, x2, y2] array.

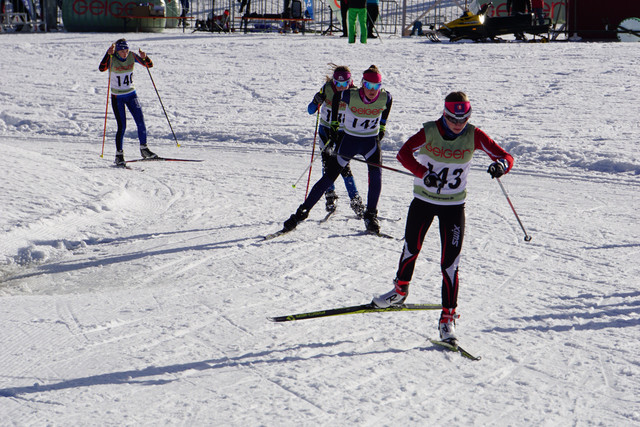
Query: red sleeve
[[474, 128, 514, 173], [396, 130, 429, 178]]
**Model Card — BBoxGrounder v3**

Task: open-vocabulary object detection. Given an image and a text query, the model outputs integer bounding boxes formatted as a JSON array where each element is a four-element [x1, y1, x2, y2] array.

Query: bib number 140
[[115, 72, 133, 89]]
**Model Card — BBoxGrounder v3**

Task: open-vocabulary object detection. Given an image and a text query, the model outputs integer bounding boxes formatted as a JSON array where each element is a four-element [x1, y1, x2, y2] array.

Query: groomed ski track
[[2, 139, 638, 425]]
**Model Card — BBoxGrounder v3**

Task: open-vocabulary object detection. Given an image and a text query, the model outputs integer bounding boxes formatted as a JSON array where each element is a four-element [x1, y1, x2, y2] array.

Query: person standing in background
[[507, 0, 532, 40], [340, 0, 349, 37], [347, 0, 367, 43], [366, 0, 379, 39], [531, 0, 545, 25], [180, 0, 189, 26]]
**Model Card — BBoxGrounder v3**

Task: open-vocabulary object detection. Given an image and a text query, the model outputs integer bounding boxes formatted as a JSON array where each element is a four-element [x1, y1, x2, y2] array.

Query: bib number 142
[[352, 117, 379, 130]]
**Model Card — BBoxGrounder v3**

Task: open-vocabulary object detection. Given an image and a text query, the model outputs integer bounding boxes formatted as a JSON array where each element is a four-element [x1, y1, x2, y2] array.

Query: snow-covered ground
[[1, 31, 639, 425]]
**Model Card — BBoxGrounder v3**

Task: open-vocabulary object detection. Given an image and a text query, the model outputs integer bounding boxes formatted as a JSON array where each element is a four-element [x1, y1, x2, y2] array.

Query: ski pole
[[304, 109, 321, 199], [368, 15, 383, 44], [101, 59, 112, 158], [292, 109, 320, 189], [496, 177, 532, 242], [294, 137, 416, 189], [330, 151, 415, 177], [292, 161, 313, 189], [145, 65, 180, 147]]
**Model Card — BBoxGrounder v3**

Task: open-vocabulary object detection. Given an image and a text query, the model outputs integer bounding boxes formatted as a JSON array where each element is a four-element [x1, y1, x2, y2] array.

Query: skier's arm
[[99, 44, 116, 72], [377, 93, 393, 140], [474, 128, 514, 173], [134, 51, 153, 68], [307, 87, 326, 114], [396, 129, 429, 178], [379, 92, 393, 127], [98, 51, 111, 72]]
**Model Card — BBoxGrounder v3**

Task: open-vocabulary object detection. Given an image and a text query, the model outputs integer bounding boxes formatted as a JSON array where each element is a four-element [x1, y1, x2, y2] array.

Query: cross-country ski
[[125, 157, 204, 163], [269, 302, 441, 322], [429, 339, 481, 361]]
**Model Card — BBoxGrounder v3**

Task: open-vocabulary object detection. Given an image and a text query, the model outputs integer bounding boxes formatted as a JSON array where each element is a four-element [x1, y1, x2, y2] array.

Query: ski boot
[[283, 205, 309, 232], [372, 278, 409, 308], [325, 190, 338, 212], [115, 151, 126, 166], [438, 308, 459, 343], [363, 209, 380, 234], [140, 145, 158, 159], [350, 195, 365, 219]]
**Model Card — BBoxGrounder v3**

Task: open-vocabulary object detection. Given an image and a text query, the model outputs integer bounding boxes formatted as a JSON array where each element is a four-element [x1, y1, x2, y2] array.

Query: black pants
[[366, 3, 378, 36], [396, 198, 465, 309], [303, 135, 381, 212], [319, 127, 354, 184], [340, 0, 348, 35]]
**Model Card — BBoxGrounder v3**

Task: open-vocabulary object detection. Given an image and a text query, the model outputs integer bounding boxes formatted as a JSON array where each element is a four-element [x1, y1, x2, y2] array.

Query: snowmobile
[[438, 3, 551, 42]]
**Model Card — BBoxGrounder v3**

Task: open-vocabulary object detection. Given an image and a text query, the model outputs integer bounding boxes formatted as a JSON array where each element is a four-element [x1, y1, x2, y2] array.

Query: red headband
[[444, 101, 472, 118], [363, 70, 382, 83]]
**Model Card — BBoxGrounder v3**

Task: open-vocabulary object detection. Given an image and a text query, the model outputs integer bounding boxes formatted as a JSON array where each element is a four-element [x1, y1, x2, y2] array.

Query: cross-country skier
[[372, 91, 514, 344], [307, 64, 365, 218], [283, 65, 393, 233], [99, 39, 158, 166]]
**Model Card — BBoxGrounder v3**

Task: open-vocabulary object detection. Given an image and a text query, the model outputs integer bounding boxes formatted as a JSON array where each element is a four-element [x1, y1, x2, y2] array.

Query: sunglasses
[[333, 79, 351, 88], [444, 114, 470, 125], [363, 80, 382, 91]]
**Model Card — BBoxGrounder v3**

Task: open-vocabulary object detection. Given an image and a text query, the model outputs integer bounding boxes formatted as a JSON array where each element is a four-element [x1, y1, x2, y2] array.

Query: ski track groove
[[200, 338, 332, 421], [254, 368, 330, 419], [55, 301, 89, 344]]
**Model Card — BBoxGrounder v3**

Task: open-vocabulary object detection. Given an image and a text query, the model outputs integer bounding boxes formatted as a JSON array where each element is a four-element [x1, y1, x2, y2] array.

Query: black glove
[[423, 171, 443, 188], [487, 159, 507, 179], [378, 124, 386, 141], [313, 92, 325, 105]]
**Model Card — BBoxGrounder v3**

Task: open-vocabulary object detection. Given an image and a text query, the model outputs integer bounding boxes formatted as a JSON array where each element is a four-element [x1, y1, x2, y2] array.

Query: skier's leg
[[126, 94, 148, 147], [396, 198, 434, 283], [363, 137, 382, 212], [302, 155, 344, 211], [111, 95, 126, 153], [438, 204, 465, 310]]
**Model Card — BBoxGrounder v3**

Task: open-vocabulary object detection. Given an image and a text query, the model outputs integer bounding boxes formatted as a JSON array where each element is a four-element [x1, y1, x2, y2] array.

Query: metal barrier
[[184, 0, 428, 35], [1, 11, 43, 32]]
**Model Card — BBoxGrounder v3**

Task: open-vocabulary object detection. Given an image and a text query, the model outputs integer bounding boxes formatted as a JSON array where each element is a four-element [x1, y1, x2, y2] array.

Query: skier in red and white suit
[[372, 91, 514, 343]]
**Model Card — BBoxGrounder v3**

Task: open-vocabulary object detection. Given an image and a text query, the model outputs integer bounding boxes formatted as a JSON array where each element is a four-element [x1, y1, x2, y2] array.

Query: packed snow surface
[[1, 31, 639, 425]]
